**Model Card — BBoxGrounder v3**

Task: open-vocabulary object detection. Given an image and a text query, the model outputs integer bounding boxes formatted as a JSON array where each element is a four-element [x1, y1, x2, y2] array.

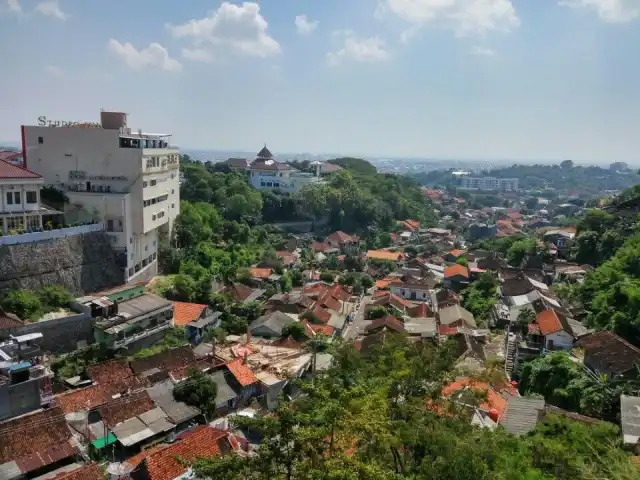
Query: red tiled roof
[[365, 315, 405, 334], [317, 290, 341, 312], [0, 407, 74, 469], [306, 305, 332, 324], [441, 378, 508, 421], [49, 463, 104, 480], [56, 384, 111, 414], [536, 309, 563, 336], [367, 250, 403, 262], [276, 251, 296, 265], [250, 267, 272, 279], [327, 231, 358, 244], [448, 249, 465, 258], [0, 158, 40, 179], [407, 302, 431, 318], [301, 319, 335, 337], [402, 219, 420, 231], [0, 150, 22, 162], [0, 309, 24, 329], [172, 301, 207, 326], [130, 345, 196, 375], [574, 331, 640, 376], [87, 359, 142, 392], [144, 426, 233, 480], [312, 242, 332, 253], [444, 264, 469, 279], [226, 359, 258, 387], [328, 284, 351, 301], [125, 443, 169, 469], [98, 390, 155, 428]]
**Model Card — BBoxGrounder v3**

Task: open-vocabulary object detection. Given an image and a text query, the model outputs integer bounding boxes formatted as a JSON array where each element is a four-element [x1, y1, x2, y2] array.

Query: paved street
[[342, 294, 372, 340]]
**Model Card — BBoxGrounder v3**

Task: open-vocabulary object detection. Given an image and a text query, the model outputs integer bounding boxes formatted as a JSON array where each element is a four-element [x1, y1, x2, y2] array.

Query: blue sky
[[1, 0, 639, 162]]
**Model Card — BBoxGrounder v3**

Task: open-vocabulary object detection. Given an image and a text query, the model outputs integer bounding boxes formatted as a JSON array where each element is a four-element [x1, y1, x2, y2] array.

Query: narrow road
[[342, 294, 372, 341]]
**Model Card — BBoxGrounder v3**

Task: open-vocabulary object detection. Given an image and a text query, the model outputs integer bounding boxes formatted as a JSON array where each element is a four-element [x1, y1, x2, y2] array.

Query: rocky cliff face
[[0, 231, 124, 295]]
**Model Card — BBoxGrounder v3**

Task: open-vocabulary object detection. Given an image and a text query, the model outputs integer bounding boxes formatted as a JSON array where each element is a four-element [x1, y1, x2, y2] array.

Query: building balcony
[[110, 322, 172, 349]]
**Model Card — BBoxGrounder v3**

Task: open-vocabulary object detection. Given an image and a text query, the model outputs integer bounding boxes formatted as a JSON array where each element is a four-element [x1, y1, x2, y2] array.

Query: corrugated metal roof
[[111, 417, 155, 447], [500, 396, 545, 436]]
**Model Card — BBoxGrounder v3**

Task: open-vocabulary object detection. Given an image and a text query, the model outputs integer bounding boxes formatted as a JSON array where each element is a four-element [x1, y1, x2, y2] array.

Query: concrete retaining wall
[[0, 230, 125, 295]]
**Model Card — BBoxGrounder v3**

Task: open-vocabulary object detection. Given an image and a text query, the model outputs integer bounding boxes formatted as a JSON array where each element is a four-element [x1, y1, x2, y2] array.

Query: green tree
[[281, 322, 307, 341], [1, 290, 42, 320], [173, 368, 218, 419], [37, 285, 72, 311]]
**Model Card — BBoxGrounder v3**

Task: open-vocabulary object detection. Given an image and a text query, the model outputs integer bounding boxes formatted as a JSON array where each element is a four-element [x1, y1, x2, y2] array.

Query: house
[[575, 331, 640, 379], [248, 145, 322, 193], [80, 287, 175, 354], [223, 157, 250, 169], [267, 292, 314, 314], [249, 267, 273, 281], [443, 264, 470, 289], [389, 274, 437, 301], [0, 407, 79, 480], [366, 250, 404, 263], [0, 158, 62, 234], [250, 311, 295, 338], [399, 219, 420, 232], [542, 228, 576, 250], [438, 305, 476, 329], [444, 249, 466, 264], [224, 283, 265, 304], [468, 223, 498, 241], [171, 301, 222, 341], [130, 346, 196, 382], [528, 309, 574, 351], [45, 463, 104, 480], [276, 250, 298, 267], [326, 231, 359, 254], [125, 425, 242, 480]]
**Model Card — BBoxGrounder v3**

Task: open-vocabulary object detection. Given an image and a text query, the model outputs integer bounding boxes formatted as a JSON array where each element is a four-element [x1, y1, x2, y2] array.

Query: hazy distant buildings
[[460, 176, 519, 192], [610, 162, 629, 171]]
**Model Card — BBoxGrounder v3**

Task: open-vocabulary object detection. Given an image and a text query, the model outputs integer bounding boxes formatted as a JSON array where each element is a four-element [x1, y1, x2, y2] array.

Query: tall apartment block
[[21, 111, 180, 281], [460, 176, 519, 192]]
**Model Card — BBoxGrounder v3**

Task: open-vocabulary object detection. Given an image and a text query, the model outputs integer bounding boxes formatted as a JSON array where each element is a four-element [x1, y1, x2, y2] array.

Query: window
[[38, 136, 43, 144], [152, 240, 156, 247], [145, 245, 149, 251], [152, 252, 157, 261], [150, 180, 157, 186], [128, 268, 134, 277], [26, 216, 39, 229], [143, 181, 148, 188], [130, 237, 133, 244], [14, 192, 20, 205], [6, 192, 13, 205], [171, 203, 175, 208], [107, 219, 114, 232], [152, 214, 156, 221]]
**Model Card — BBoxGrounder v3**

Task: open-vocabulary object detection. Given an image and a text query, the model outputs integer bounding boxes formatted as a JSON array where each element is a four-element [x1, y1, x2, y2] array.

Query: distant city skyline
[[2, 0, 639, 163]]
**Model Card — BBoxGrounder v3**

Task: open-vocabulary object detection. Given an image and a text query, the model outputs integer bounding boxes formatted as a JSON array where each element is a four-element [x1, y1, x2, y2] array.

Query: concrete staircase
[[505, 334, 517, 378]]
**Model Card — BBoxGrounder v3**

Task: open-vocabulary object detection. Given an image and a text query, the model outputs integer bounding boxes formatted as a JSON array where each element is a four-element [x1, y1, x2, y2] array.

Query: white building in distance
[[460, 176, 519, 192], [21, 111, 180, 281], [248, 146, 322, 193]]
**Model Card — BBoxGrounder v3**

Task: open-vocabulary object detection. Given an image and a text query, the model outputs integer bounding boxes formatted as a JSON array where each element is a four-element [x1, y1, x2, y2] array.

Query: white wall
[[390, 286, 430, 301], [0, 178, 43, 214], [249, 170, 321, 193], [545, 330, 574, 350]]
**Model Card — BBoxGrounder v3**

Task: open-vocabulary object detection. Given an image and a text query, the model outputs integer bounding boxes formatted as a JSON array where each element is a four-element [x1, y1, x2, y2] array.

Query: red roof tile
[[0, 158, 41, 179], [448, 249, 466, 258], [0, 309, 24, 329], [56, 384, 111, 414], [0, 407, 74, 468], [98, 390, 155, 427], [225, 359, 258, 387], [441, 378, 508, 421], [401, 219, 421, 231], [444, 264, 469, 279], [144, 426, 232, 480], [301, 319, 335, 337], [50, 463, 104, 480], [536, 309, 563, 336], [306, 305, 332, 324], [86, 359, 142, 392], [438, 325, 458, 336], [327, 231, 358, 244], [172, 301, 207, 326], [250, 267, 272, 279], [365, 316, 405, 334], [367, 250, 403, 262], [125, 443, 169, 469], [130, 345, 196, 375]]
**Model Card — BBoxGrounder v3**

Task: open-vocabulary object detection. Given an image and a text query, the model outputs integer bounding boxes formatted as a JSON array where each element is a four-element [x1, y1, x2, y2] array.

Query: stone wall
[[0, 231, 124, 295]]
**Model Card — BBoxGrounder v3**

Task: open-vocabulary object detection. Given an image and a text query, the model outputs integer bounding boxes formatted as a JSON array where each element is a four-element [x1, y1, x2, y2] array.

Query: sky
[[1, 0, 640, 162]]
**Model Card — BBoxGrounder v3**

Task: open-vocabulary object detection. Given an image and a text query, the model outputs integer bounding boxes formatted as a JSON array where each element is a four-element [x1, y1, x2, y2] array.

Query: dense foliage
[[0, 285, 72, 321], [193, 337, 637, 479], [461, 273, 499, 326], [518, 351, 638, 423], [173, 368, 218, 419]]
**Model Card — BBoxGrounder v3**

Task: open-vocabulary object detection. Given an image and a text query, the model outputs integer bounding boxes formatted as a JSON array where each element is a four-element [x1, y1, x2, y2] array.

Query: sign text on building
[[38, 116, 102, 129]]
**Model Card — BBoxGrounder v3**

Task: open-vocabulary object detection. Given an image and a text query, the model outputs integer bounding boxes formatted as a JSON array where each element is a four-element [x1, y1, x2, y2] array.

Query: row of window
[[145, 154, 179, 169], [5, 191, 38, 205], [143, 194, 169, 207], [3, 216, 40, 230], [127, 252, 157, 277], [260, 182, 280, 188], [152, 211, 165, 221]]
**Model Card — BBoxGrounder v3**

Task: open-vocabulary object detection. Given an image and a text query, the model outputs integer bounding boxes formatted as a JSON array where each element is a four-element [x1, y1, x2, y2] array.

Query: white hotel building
[[21, 111, 180, 281], [460, 176, 519, 192]]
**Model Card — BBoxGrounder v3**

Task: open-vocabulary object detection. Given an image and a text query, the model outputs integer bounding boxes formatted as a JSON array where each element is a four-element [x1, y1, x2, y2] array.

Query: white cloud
[[167, 1, 280, 60], [35, 0, 68, 20], [44, 65, 64, 77], [327, 31, 390, 66], [382, 0, 520, 37], [559, 0, 639, 23], [107, 39, 182, 72], [295, 14, 318, 35], [181, 48, 213, 62], [470, 45, 496, 55], [7, 0, 22, 14]]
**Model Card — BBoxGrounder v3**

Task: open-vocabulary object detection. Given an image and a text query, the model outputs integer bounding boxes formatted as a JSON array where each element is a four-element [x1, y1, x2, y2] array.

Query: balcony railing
[[111, 322, 172, 349]]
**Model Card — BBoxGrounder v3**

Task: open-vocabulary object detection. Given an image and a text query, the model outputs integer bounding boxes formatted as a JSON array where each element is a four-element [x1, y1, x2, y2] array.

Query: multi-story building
[[21, 111, 180, 281], [0, 159, 62, 234], [460, 176, 519, 192], [248, 145, 323, 193]]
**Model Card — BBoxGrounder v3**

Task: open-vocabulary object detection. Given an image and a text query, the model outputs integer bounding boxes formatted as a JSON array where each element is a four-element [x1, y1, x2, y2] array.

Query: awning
[[91, 432, 117, 449]]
